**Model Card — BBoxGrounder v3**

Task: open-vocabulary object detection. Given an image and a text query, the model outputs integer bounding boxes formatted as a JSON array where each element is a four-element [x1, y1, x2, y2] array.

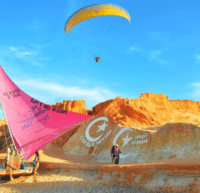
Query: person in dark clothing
[[111, 145, 117, 164], [115, 144, 121, 164]]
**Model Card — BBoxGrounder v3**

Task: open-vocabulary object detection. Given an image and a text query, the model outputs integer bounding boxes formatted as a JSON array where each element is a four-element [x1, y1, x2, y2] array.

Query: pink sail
[[0, 66, 93, 160]]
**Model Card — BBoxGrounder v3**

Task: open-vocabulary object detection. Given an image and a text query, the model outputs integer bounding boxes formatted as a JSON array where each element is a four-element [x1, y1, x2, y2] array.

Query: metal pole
[[0, 99, 17, 151]]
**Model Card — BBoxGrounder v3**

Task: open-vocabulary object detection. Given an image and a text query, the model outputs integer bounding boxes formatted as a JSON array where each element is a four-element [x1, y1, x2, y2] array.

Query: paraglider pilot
[[94, 56, 101, 63]]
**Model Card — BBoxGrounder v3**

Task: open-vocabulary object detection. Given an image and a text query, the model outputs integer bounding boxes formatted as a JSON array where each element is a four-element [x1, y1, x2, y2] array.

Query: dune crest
[[54, 93, 200, 127]]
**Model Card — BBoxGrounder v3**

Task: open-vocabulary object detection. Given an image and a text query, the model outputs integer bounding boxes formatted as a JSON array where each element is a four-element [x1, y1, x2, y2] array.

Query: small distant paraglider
[[64, 3, 131, 63], [94, 56, 101, 63]]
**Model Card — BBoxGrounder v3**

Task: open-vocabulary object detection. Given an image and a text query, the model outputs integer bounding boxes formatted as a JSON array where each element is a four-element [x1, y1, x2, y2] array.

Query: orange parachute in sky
[[65, 3, 131, 33]]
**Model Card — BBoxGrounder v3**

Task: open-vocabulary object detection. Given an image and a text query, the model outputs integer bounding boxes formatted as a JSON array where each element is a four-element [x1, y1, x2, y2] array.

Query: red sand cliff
[[54, 93, 200, 127], [49, 93, 200, 160], [0, 119, 7, 137], [104, 93, 200, 127], [1, 93, 200, 148], [54, 100, 88, 114]]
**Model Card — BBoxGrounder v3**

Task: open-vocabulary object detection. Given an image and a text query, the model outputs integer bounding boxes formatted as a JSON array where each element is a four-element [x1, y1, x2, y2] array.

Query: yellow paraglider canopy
[[65, 4, 131, 33]]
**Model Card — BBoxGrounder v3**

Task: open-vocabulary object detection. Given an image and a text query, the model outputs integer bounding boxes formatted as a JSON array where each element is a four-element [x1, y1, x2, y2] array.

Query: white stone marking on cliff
[[113, 127, 133, 159], [122, 134, 133, 147], [113, 128, 149, 159], [131, 134, 148, 145], [97, 122, 108, 133], [131, 139, 148, 145], [134, 133, 147, 140], [85, 117, 108, 143], [81, 116, 112, 147]]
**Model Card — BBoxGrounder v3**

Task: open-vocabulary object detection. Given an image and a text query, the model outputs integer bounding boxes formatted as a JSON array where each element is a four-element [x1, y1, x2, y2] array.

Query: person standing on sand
[[33, 151, 40, 182], [111, 145, 117, 164], [115, 144, 121, 164], [7, 144, 14, 181]]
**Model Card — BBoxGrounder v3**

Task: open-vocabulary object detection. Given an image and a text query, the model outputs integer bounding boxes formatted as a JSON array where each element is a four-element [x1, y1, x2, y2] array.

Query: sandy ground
[[0, 148, 179, 193], [1, 148, 197, 193], [0, 149, 150, 193], [0, 170, 174, 193]]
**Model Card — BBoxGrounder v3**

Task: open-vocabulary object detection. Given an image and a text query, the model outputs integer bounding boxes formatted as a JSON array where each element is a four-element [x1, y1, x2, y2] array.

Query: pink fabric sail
[[0, 66, 93, 160]]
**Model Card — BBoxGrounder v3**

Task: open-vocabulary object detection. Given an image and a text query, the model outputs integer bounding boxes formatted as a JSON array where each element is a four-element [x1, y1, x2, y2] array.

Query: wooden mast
[[0, 99, 17, 151]]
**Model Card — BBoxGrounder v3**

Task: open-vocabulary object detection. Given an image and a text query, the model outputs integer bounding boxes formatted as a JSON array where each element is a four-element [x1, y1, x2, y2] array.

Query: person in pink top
[[115, 144, 121, 164], [115, 145, 119, 155]]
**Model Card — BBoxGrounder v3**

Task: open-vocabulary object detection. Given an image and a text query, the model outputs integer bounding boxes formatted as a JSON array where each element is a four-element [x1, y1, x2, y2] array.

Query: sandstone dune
[[45, 93, 200, 164], [54, 100, 88, 115], [103, 93, 200, 127], [54, 93, 200, 127]]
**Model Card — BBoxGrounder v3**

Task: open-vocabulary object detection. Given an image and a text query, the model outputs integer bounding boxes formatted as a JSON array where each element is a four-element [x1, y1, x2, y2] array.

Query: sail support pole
[[0, 99, 17, 151]]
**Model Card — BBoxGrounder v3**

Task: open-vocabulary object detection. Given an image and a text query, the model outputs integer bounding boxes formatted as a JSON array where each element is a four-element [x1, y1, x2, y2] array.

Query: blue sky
[[0, 0, 200, 119]]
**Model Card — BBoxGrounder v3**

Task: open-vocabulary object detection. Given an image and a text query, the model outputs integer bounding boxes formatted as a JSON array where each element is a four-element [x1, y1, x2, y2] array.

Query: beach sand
[[0, 170, 171, 193], [0, 149, 198, 193], [0, 149, 155, 193]]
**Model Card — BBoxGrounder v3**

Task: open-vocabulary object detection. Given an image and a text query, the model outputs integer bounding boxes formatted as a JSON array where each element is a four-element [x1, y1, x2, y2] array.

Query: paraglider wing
[[65, 4, 131, 33]]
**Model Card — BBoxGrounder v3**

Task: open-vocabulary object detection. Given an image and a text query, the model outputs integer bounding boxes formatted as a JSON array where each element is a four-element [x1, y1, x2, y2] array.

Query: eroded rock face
[[103, 93, 200, 127], [48, 94, 200, 163], [92, 99, 114, 115], [54, 100, 88, 114], [53, 93, 200, 128], [0, 119, 7, 137], [54, 99, 114, 116], [62, 116, 200, 164], [0, 119, 11, 153]]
